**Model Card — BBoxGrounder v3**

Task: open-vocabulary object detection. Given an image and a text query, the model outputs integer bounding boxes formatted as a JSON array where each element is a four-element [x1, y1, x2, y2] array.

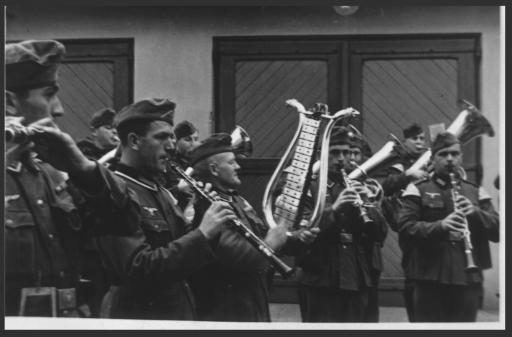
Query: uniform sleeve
[[397, 183, 446, 239], [381, 165, 412, 196], [364, 205, 388, 244], [466, 187, 499, 242]]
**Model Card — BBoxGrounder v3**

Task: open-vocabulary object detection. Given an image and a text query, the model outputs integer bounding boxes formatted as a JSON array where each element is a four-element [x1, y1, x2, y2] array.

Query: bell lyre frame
[[262, 99, 360, 230]]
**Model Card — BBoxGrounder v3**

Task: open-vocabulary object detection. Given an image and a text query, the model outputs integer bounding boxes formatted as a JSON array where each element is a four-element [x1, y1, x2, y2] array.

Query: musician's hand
[[294, 227, 320, 244], [264, 225, 288, 251], [455, 195, 476, 215], [440, 211, 466, 232], [177, 179, 194, 194], [405, 167, 428, 180], [332, 188, 360, 213], [198, 201, 236, 239]]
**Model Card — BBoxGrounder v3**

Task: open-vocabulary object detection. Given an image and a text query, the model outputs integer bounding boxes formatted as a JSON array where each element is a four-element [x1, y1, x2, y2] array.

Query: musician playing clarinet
[[295, 127, 387, 322], [397, 132, 499, 322], [83, 99, 236, 320], [188, 134, 313, 322]]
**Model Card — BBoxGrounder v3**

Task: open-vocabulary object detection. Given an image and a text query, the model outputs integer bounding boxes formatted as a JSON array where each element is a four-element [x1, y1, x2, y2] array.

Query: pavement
[[269, 303, 499, 323]]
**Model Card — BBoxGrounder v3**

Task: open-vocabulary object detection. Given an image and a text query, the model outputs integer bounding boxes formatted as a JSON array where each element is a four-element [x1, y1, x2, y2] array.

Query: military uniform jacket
[[91, 164, 216, 320], [77, 136, 111, 161], [5, 156, 82, 315], [296, 178, 388, 291], [189, 189, 272, 322], [397, 174, 499, 285]]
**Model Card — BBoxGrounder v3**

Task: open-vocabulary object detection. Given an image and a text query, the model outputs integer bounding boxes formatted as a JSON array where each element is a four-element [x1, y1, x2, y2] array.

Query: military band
[[5, 39, 500, 323]]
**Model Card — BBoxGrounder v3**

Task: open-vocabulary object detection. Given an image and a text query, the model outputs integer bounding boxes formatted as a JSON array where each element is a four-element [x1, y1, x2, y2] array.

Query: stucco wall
[[6, 5, 502, 311]]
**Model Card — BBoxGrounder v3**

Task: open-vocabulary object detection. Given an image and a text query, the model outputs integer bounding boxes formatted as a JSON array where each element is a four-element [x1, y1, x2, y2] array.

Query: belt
[[19, 287, 90, 317], [339, 232, 353, 243]]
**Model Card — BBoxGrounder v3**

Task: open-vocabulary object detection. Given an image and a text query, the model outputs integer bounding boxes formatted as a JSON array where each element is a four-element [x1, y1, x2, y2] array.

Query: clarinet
[[341, 168, 375, 225], [167, 161, 295, 278], [449, 172, 478, 272]]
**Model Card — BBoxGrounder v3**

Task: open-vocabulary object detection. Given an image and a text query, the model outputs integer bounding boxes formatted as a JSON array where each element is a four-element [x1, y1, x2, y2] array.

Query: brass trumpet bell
[[409, 100, 495, 172], [348, 133, 405, 180], [231, 125, 253, 158]]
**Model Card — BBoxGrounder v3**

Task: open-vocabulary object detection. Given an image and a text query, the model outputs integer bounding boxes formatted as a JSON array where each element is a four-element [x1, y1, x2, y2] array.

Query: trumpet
[[449, 172, 478, 272], [167, 161, 295, 278], [341, 166, 374, 225]]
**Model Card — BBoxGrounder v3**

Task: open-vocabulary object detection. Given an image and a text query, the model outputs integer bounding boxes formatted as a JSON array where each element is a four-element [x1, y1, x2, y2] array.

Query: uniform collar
[[115, 163, 159, 191], [214, 187, 238, 202], [7, 152, 40, 174], [432, 173, 449, 187]]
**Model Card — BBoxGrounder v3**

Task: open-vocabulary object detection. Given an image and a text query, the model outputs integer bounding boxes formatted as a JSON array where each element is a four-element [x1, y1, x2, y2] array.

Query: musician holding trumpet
[[397, 132, 499, 322]]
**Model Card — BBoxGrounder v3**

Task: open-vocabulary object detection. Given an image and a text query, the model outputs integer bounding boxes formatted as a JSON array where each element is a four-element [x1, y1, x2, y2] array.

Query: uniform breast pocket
[[140, 216, 172, 247], [5, 210, 38, 276]]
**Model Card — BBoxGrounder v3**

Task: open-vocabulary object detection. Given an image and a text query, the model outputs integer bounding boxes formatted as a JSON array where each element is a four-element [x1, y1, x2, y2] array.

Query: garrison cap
[[329, 127, 351, 146], [431, 131, 460, 155], [403, 123, 424, 139], [6, 40, 65, 91], [189, 133, 233, 166], [90, 108, 116, 128], [114, 98, 175, 128], [350, 134, 373, 157], [174, 120, 198, 140]]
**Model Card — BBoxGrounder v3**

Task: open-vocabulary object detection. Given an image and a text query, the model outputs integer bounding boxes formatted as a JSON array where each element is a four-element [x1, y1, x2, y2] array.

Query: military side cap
[[330, 127, 351, 146], [114, 98, 176, 128], [403, 123, 424, 139], [90, 108, 116, 128], [174, 120, 198, 140], [6, 40, 65, 91], [190, 133, 233, 166], [431, 131, 459, 155]]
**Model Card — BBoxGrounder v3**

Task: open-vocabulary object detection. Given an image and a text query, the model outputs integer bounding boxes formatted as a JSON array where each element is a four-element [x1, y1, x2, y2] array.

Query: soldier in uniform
[[397, 132, 499, 322], [380, 123, 429, 322], [347, 135, 388, 322], [75, 107, 120, 317], [5, 39, 95, 317], [79, 99, 236, 320], [295, 127, 388, 322], [187, 133, 292, 322], [76, 108, 119, 161]]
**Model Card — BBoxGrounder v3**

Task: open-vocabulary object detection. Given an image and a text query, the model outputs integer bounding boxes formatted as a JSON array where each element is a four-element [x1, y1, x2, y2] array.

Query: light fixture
[[333, 6, 359, 16]]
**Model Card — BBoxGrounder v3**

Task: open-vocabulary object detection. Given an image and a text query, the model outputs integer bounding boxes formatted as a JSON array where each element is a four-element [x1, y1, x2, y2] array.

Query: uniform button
[[6, 219, 14, 226], [55, 186, 62, 193], [452, 242, 456, 246], [342, 245, 347, 249], [48, 234, 54, 240], [36, 199, 44, 207]]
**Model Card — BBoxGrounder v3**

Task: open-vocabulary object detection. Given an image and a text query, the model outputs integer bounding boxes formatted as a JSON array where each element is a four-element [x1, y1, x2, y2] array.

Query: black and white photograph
[[4, 3, 505, 330]]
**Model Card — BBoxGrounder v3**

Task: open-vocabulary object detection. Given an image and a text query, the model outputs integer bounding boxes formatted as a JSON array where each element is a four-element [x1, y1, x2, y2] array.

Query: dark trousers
[[403, 278, 416, 322], [298, 285, 369, 322], [363, 270, 381, 322], [413, 281, 483, 322]]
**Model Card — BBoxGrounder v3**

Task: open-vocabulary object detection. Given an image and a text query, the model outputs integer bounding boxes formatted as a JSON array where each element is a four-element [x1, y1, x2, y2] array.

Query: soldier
[[5, 39, 94, 317], [397, 132, 499, 322], [76, 108, 119, 161], [187, 133, 292, 322], [295, 127, 388, 322], [173, 120, 200, 169], [347, 135, 388, 322], [79, 99, 236, 320], [380, 123, 429, 322], [75, 108, 121, 317]]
